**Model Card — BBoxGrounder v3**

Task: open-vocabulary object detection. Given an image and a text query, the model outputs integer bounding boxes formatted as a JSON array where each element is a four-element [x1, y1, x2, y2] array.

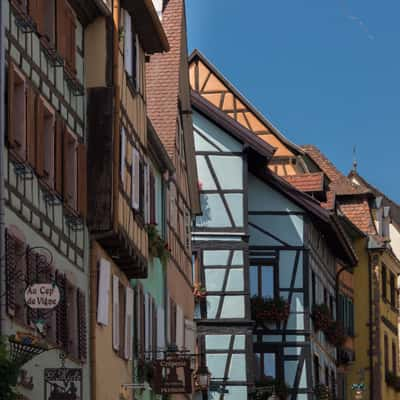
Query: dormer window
[[123, 9, 139, 92]]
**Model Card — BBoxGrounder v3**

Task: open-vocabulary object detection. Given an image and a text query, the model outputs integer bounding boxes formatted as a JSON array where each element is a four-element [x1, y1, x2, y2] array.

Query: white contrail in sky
[[339, 0, 375, 40]]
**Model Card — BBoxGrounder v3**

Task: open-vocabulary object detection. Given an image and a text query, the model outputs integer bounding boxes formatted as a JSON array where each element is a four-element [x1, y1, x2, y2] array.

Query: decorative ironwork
[[8, 332, 50, 367], [14, 13, 36, 34], [64, 72, 85, 97], [41, 44, 64, 68], [13, 162, 34, 180], [43, 189, 62, 207], [65, 214, 84, 232]]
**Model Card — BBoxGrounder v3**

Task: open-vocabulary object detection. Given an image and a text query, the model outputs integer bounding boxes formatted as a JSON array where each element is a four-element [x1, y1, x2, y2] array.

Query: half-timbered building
[[85, 0, 169, 399], [1, 0, 104, 398], [146, 0, 201, 398], [190, 55, 357, 399]]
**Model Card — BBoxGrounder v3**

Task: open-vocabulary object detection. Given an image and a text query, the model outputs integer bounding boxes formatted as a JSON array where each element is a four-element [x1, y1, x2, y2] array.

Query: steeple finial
[[352, 145, 358, 173]]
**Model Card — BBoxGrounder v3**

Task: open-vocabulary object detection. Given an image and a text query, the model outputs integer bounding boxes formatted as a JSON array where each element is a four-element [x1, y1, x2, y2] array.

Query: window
[[311, 271, 316, 306], [8, 65, 26, 161], [63, 129, 78, 210], [313, 355, 320, 384], [338, 294, 354, 337], [169, 298, 177, 345], [250, 264, 275, 298], [393, 341, 397, 374], [56, 0, 76, 75], [385, 334, 389, 374], [123, 9, 138, 90], [255, 352, 276, 380], [37, 97, 55, 188], [382, 265, 387, 301], [325, 365, 329, 386], [390, 272, 396, 308]]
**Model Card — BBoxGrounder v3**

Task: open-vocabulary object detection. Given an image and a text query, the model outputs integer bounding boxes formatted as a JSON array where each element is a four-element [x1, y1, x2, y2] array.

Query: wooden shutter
[[176, 305, 184, 349], [26, 84, 36, 167], [131, 148, 140, 210], [112, 275, 120, 351], [29, 0, 44, 34], [120, 128, 126, 183], [35, 96, 45, 176], [144, 162, 150, 224], [63, 128, 77, 209], [124, 286, 134, 360], [123, 10, 133, 76], [157, 306, 165, 353], [56, 271, 68, 349], [7, 65, 16, 149], [149, 171, 156, 224], [55, 116, 63, 194], [66, 4, 76, 75], [77, 143, 87, 217], [97, 258, 111, 325], [78, 289, 87, 362], [57, 0, 76, 75], [5, 231, 17, 317]]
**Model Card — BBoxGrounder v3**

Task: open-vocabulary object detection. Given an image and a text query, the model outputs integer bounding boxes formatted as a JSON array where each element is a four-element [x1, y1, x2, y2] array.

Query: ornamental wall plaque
[[25, 283, 60, 310], [44, 368, 82, 400]]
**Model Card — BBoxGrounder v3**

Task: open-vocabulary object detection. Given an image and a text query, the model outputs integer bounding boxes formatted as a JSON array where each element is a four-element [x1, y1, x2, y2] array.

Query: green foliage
[[0, 337, 20, 400]]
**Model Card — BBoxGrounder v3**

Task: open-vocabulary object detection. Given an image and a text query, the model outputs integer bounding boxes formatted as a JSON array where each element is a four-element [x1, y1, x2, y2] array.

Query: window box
[[314, 384, 330, 399], [311, 304, 331, 332], [254, 378, 289, 400], [251, 296, 290, 324]]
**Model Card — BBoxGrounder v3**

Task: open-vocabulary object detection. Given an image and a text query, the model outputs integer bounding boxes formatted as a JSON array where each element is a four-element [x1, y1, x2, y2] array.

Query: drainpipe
[[0, 0, 6, 336]]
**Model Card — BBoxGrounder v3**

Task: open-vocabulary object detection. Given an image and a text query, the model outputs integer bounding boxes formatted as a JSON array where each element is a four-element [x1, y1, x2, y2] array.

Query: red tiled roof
[[302, 145, 370, 196], [284, 172, 325, 193], [146, 0, 185, 156], [339, 198, 376, 235]]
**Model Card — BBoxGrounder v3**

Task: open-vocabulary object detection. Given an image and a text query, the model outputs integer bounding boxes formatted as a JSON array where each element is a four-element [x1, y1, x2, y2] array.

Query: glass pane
[[279, 251, 296, 288], [206, 296, 220, 319], [250, 266, 258, 296], [228, 354, 247, 380], [196, 194, 231, 227], [221, 296, 245, 318], [299, 363, 308, 388], [225, 193, 244, 227], [203, 250, 230, 266], [286, 335, 305, 342], [294, 252, 303, 288], [248, 223, 282, 246], [231, 251, 244, 265], [209, 156, 243, 190], [284, 347, 302, 356], [205, 269, 225, 291], [194, 131, 220, 152], [224, 386, 248, 400], [261, 266, 274, 298], [205, 335, 231, 350], [233, 335, 246, 350], [284, 360, 298, 387], [264, 353, 276, 378], [262, 335, 282, 342], [286, 313, 304, 330], [196, 155, 217, 190], [193, 111, 243, 152], [226, 269, 244, 291], [206, 354, 227, 380], [291, 293, 304, 313]]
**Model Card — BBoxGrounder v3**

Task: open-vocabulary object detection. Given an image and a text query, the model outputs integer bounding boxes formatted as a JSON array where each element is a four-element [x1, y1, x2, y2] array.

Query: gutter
[[0, 0, 6, 336]]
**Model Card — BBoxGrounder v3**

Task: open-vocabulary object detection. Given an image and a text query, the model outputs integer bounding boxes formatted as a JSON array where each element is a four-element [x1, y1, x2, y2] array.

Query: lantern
[[194, 365, 211, 391]]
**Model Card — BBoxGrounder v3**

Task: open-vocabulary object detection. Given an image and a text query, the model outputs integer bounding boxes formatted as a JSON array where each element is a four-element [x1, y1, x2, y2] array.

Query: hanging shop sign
[[153, 355, 192, 394], [25, 283, 60, 310], [44, 368, 82, 400]]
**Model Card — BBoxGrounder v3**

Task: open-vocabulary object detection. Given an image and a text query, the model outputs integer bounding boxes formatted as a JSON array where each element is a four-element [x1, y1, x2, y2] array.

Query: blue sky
[[186, 0, 400, 203]]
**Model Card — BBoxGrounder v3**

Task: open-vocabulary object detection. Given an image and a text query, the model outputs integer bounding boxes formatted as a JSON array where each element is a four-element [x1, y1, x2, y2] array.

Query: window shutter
[[56, 271, 68, 349], [131, 148, 140, 210], [5, 231, 17, 317], [176, 305, 184, 349], [77, 143, 87, 217], [97, 258, 111, 325], [7, 65, 16, 149], [112, 275, 120, 351], [157, 306, 165, 353], [63, 129, 76, 209], [152, 299, 157, 358], [26, 84, 36, 167], [77, 289, 87, 362], [36, 96, 45, 177], [123, 10, 133, 76], [55, 117, 63, 194], [67, 6, 76, 75], [120, 128, 126, 183], [149, 171, 156, 224], [144, 162, 150, 224], [57, 0, 76, 75], [28, 0, 44, 34], [184, 319, 196, 353], [124, 286, 134, 360], [144, 292, 150, 353]]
